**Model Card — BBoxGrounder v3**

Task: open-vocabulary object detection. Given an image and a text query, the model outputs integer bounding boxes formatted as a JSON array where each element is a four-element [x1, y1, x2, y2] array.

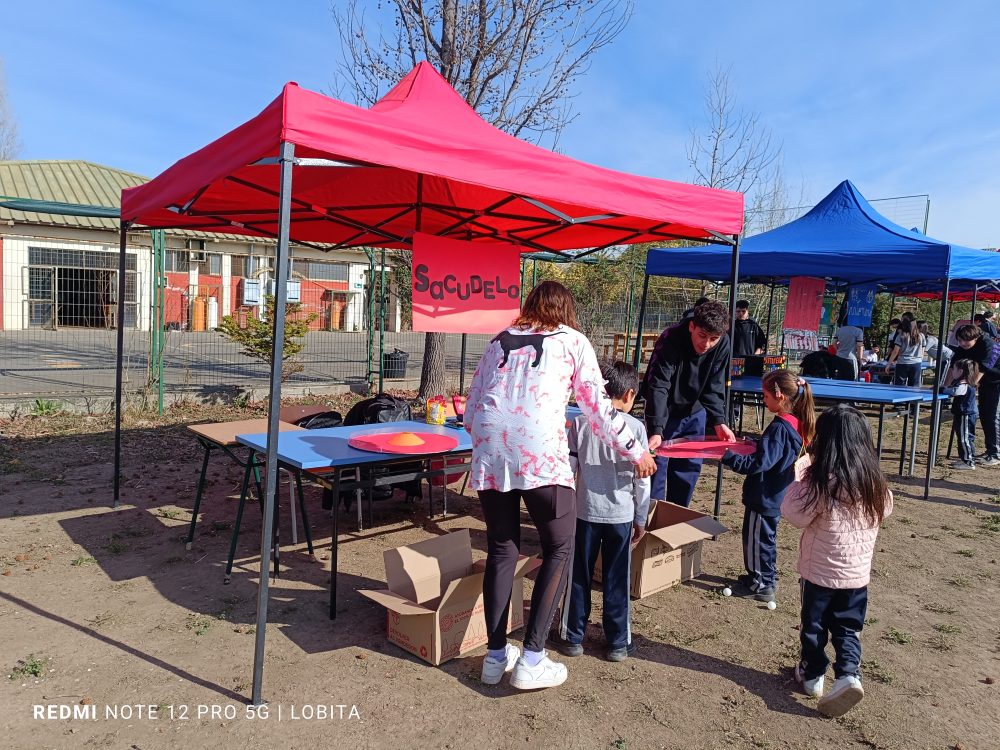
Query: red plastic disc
[[655, 436, 756, 460], [348, 431, 459, 455]]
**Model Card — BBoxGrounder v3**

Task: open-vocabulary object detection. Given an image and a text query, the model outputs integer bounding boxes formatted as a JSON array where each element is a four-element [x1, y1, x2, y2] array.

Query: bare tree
[[0, 59, 21, 160], [331, 0, 634, 399], [687, 65, 780, 212]]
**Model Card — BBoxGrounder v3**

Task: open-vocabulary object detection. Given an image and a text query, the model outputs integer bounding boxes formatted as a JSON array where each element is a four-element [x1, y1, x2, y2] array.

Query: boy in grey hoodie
[[555, 361, 652, 662]]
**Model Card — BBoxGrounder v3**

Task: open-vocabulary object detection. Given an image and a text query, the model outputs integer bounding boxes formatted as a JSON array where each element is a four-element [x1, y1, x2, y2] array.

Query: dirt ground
[[2, 398, 999, 750]]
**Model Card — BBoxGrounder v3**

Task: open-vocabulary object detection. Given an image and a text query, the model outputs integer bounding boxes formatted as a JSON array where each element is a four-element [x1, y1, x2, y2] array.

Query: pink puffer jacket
[[781, 475, 893, 589]]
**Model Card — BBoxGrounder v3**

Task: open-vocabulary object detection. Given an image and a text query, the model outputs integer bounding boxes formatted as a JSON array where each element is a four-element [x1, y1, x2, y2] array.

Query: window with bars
[[29, 246, 137, 271], [302, 260, 349, 281]]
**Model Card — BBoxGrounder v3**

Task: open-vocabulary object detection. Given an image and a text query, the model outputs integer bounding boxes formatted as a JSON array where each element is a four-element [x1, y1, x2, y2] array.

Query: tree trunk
[[418, 331, 448, 400]]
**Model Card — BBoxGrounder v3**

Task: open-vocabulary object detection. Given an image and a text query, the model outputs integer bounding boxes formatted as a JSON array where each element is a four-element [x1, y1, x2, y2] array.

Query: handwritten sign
[[411, 233, 521, 333], [846, 284, 877, 327]]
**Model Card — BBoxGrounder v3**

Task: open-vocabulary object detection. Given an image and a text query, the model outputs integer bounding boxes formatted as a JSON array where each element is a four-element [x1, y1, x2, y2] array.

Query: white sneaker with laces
[[817, 675, 864, 717], [480, 644, 521, 685], [509, 651, 568, 690], [794, 663, 825, 698]]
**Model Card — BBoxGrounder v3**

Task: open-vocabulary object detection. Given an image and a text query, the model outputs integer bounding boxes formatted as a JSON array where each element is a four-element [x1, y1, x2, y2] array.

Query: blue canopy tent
[[637, 180, 1000, 499]]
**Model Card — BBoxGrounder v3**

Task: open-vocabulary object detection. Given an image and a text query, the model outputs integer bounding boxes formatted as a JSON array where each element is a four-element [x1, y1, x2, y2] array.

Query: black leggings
[[479, 485, 576, 652]]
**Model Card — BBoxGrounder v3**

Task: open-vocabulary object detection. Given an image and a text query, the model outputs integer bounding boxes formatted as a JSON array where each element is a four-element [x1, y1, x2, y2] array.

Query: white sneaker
[[817, 675, 864, 717], [480, 644, 520, 685], [795, 663, 825, 698], [509, 651, 568, 690]]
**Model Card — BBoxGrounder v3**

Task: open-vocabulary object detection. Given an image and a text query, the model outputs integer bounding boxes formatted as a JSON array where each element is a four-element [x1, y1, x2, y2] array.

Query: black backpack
[[343, 394, 412, 426], [294, 410, 343, 429], [327, 394, 421, 511]]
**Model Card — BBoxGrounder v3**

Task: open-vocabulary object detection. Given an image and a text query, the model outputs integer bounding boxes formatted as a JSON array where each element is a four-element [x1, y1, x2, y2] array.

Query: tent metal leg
[[250, 141, 295, 707]]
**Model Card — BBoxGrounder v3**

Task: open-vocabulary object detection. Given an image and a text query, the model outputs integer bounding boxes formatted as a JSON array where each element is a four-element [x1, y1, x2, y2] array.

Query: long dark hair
[[896, 318, 920, 347], [514, 280, 578, 331], [801, 404, 889, 526], [762, 368, 816, 445]]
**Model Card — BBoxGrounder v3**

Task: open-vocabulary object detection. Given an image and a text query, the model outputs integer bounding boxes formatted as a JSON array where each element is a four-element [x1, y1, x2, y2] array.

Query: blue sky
[[3, 1, 997, 247]]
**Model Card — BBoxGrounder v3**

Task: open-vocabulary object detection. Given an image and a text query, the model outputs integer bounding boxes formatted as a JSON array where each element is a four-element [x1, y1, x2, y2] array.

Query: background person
[[953, 324, 1000, 465], [831, 303, 864, 381], [885, 318, 924, 386], [641, 301, 735, 506], [466, 281, 656, 691], [733, 299, 767, 357]]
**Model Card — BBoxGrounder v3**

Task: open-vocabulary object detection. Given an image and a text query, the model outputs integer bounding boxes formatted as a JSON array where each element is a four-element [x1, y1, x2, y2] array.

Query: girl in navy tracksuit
[[948, 358, 980, 470], [723, 369, 815, 602]]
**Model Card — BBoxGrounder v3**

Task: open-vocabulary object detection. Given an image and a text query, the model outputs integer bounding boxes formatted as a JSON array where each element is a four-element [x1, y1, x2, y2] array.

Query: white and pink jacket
[[466, 325, 644, 492], [781, 467, 894, 589]]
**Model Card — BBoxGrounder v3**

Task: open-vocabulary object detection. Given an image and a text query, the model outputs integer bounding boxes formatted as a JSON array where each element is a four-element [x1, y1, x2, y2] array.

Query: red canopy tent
[[121, 62, 742, 249], [116, 62, 744, 704]]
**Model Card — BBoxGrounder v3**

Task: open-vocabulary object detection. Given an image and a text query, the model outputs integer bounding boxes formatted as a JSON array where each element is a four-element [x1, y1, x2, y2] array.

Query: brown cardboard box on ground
[[595, 500, 728, 599], [360, 529, 540, 665]]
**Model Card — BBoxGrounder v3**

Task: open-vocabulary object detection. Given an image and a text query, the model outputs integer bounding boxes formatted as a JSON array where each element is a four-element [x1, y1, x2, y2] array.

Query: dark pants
[[980, 384, 1000, 459], [651, 410, 707, 506], [799, 579, 868, 681], [831, 356, 857, 381], [563, 519, 632, 650], [742, 508, 779, 590], [893, 362, 921, 386], [954, 411, 977, 464], [479, 485, 576, 653]]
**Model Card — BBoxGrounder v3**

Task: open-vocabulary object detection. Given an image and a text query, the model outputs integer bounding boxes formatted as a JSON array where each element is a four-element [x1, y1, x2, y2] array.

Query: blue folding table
[[730, 376, 947, 476], [237, 421, 473, 619]]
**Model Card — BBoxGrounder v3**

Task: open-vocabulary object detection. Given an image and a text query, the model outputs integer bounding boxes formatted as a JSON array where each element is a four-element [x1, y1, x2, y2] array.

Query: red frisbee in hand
[[348, 431, 459, 455], [655, 436, 756, 460]]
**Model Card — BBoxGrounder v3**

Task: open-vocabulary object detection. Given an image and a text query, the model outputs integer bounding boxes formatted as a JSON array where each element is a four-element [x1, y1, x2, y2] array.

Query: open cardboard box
[[595, 500, 728, 599], [360, 529, 541, 665]]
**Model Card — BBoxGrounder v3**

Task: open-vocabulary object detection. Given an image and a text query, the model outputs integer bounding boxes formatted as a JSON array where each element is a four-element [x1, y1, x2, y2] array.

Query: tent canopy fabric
[[121, 63, 743, 252], [645, 180, 994, 290]]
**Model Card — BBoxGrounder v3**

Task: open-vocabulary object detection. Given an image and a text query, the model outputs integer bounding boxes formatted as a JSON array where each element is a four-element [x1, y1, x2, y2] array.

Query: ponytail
[[762, 369, 816, 445], [793, 379, 816, 446]]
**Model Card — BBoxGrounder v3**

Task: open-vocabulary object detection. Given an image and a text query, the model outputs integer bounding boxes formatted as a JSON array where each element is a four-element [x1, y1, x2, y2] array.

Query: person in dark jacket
[[722, 369, 815, 602], [954, 324, 1000, 465], [642, 301, 735, 506], [974, 312, 999, 340], [733, 299, 767, 357], [946, 358, 980, 470]]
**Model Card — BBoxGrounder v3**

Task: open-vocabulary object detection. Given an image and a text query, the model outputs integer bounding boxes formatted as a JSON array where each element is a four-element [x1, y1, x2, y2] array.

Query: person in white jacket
[[781, 404, 893, 718], [467, 281, 656, 691]]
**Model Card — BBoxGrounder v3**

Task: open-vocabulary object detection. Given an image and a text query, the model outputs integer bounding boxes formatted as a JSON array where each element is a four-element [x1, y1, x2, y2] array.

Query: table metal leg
[[876, 404, 885, 461], [910, 403, 921, 477], [899, 410, 909, 476], [330, 475, 340, 621], [184, 443, 212, 550], [225, 458, 254, 584], [355, 467, 363, 531], [286, 469, 298, 546], [295, 471, 314, 554]]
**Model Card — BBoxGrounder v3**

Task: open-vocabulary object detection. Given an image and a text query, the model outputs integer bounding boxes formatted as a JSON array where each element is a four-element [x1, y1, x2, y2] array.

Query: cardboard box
[[360, 529, 540, 665], [595, 501, 728, 599]]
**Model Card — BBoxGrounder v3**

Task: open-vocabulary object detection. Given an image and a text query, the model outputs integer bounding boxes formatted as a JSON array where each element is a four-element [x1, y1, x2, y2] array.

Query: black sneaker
[[606, 641, 638, 662], [748, 586, 776, 603], [547, 633, 584, 657]]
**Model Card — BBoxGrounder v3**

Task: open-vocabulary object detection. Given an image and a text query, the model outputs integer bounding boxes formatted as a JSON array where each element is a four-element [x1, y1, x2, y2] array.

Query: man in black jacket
[[733, 299, 767, 357], [642, 301, 735, 506]]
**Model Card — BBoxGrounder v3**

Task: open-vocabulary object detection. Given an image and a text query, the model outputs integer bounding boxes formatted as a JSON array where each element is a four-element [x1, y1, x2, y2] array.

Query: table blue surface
[[236, 420, 473, 470], [731, 377, 946, 405]]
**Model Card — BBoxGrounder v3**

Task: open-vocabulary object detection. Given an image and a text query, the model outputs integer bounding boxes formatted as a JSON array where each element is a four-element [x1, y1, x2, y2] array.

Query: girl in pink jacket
[[781, 403, 893, 718]]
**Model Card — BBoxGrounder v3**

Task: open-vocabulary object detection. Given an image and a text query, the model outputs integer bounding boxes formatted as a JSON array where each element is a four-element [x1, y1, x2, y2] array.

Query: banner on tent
[[784, 276, 825, 331], [411, 233, 521, 334], [846, 284, 878, 327]]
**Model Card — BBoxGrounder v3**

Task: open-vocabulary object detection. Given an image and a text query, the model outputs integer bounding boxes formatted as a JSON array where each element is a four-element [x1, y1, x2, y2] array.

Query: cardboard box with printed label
[[359, 529, 540, 666], [595, 501, 728, 599]]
